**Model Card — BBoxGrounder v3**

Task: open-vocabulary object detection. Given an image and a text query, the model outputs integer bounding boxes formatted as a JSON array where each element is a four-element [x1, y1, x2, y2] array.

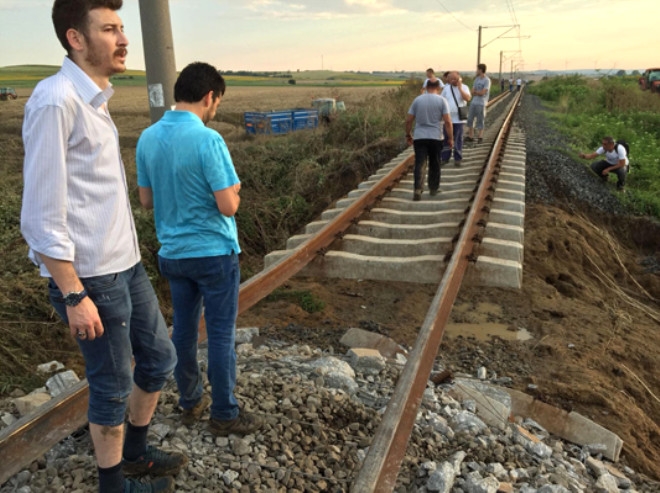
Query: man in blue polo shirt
[[136, 62, 262, 437]]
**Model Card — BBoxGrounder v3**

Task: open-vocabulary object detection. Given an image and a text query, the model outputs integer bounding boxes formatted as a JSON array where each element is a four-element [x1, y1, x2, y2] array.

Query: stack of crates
[[244, 109, 318, 135]]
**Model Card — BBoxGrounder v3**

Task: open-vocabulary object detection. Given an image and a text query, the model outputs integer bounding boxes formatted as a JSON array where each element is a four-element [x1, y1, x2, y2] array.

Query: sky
[[0, 0, 657, 74]]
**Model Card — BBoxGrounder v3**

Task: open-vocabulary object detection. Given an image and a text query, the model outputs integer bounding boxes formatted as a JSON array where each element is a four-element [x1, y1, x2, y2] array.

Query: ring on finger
[[77, 331, 87, 338]]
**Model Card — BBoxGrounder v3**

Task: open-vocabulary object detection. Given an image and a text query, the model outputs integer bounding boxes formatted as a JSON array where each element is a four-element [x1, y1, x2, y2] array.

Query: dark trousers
[[441, 123, 464, 162], [591, 160, 627, 188], [413, 139, 443, 191]]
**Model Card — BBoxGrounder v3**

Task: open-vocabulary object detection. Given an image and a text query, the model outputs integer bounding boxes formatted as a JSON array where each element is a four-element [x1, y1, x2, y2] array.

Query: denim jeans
[[413, 139, 443, 192], [442, 123, 465, 162], [158, 253, 240, 421], [48, 262, 176, 426]]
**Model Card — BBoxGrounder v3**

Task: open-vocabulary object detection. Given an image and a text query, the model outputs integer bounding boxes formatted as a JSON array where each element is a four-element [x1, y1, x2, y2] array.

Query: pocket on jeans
[[82, 273, 120, 291]]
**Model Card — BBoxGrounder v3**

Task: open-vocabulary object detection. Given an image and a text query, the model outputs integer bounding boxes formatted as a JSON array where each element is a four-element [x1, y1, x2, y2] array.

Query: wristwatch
[[63, 289, 88, 307]]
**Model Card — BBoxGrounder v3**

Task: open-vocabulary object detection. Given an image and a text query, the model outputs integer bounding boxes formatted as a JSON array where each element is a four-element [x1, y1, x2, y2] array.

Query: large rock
[[451, 410, 488, 434], [46, 370, 80, 397], [14, 393, 51, 416], [465, 472, 499, 493], [427, 462, 456, 493], [339, 328, 407, 359], [307, 356, 357, 394], [235, 327, 259, 344], [594, 473, 619, 493], [346, 347, 386, 375]]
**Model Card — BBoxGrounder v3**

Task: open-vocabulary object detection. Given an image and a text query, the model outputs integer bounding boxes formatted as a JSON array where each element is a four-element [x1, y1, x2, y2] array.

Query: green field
[[0, 65, 409, 88]]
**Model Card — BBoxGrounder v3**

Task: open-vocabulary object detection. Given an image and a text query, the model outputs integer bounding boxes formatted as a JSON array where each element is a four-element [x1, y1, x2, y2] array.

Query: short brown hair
[[52, 0, 123, 53]]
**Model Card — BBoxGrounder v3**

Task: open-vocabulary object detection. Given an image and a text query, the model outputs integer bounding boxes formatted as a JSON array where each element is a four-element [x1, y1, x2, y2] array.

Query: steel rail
[[351, 88, 524, 492], [0, 91, 512, 486]]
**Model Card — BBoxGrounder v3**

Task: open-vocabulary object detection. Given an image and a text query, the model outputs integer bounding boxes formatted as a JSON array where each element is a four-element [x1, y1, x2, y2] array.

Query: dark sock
[[123, 422, 149, 461], [98, 463, 124, 493]]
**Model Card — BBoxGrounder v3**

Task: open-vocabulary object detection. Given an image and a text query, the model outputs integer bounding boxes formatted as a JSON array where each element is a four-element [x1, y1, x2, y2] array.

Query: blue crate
[[244, 109, 318, 135]]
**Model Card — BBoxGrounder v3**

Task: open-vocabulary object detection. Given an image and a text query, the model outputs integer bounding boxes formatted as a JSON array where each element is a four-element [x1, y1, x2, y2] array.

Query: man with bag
[[578, 136, 629, 191], [440, 71, 471, 166]]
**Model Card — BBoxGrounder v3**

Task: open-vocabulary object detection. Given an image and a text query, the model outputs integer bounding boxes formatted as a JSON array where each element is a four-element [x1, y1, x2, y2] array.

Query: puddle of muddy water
[[445, 322, 533, 342]]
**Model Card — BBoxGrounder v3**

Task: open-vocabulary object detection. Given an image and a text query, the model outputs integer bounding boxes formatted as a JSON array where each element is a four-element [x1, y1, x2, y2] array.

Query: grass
[[528, 75, 660, 217]]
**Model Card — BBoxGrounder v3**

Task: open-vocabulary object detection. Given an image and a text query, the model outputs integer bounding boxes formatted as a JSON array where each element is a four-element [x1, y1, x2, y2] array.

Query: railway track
[[0, 89, 525, 491]]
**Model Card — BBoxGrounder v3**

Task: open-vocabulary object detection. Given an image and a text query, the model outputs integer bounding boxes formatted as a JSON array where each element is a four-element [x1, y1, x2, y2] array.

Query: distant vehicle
[[311, 98, 346, 122], [638, 68, 660, 93], [0, 87, 18, 101], [244, 109, 318, 135]]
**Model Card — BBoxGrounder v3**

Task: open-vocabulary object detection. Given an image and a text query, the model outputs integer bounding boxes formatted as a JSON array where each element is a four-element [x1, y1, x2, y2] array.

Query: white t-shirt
[[422, 78, 445, 91], [597, 144, 629, 166], [516, 78, 522, 85], [441, 84, 470, 123]]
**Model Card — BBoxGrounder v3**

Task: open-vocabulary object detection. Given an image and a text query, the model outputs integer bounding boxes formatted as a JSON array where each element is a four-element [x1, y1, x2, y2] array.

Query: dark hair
[[477, 63, 487, 74], [602, 136, 614, 145], [426, 79, 440, 89], [443, 71, 450, 78], [174, 62, 226, 103], [426, 68, 434, 73], [52, 0, 123, 53]]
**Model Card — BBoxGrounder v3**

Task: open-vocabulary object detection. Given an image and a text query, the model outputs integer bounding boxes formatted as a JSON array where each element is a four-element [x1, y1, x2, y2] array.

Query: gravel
[[3, 338, 659, 492]]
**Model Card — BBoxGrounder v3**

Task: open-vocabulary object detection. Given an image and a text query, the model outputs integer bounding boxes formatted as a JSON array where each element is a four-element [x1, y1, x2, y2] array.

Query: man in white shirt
[[440, 71, 471, 166], [579, 136, 629, 191], [20, 1, 183, 491], [421, 67, 444, 93]]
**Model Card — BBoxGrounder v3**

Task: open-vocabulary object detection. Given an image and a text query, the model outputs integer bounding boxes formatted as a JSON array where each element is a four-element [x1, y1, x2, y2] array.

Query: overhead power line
[[432, 0, 475, 32]]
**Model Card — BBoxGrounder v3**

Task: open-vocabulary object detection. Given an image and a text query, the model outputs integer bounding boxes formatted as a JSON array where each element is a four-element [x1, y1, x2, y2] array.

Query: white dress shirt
[[21, 57, 140, 278]]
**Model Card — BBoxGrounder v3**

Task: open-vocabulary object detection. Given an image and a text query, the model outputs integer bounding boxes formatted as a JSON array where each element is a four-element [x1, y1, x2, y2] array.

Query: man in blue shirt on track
[[137, 62, 263, 437]]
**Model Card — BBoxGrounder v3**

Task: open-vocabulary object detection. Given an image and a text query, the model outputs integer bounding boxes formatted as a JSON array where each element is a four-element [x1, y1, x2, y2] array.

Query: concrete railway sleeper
[[0, 90, 525, 491]]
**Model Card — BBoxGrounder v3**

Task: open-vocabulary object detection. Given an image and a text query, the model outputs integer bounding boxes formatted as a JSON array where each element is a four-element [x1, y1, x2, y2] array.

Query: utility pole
[[477, 26, 482, 66], [499, 50, 503, 85], [139, 0, 177, 123]]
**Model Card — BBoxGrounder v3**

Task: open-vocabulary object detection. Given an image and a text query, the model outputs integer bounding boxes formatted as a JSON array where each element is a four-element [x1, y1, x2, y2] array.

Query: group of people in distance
[[20, 0, 258, 492], [406, 66, 629, 201], [405, 64, 491, 201]]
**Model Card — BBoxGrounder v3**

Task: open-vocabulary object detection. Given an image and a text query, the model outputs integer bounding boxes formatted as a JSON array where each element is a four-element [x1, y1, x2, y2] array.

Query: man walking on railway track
[[579, 136, 629, 191], [136, 62, 264, 439], [20, 1, 185, 492], [405, 78, 453, 200], [440, 71, 471, 166], [465, 63, 491, 145]]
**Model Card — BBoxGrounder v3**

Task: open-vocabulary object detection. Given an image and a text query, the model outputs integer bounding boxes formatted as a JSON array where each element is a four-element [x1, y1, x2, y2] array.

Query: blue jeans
[[442, 123, 465, 162], [48, 262, 176, 426], [158, 254, 240, 421]]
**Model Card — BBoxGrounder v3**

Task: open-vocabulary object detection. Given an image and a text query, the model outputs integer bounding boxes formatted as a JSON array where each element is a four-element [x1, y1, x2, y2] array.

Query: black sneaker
[[477, 138, 483, 144], [465, 136, 474, 142], [429, 189, 439, 196], [208, 412, 263, 437], [181, 394, 211, 426], [413, 191, 422, 201], [123, 446, 188, 477], [124, 477, 174, 493]]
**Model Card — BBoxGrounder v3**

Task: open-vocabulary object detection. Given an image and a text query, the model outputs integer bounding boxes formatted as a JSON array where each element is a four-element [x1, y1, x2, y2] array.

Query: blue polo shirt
[[136, 110, 241, 259]]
